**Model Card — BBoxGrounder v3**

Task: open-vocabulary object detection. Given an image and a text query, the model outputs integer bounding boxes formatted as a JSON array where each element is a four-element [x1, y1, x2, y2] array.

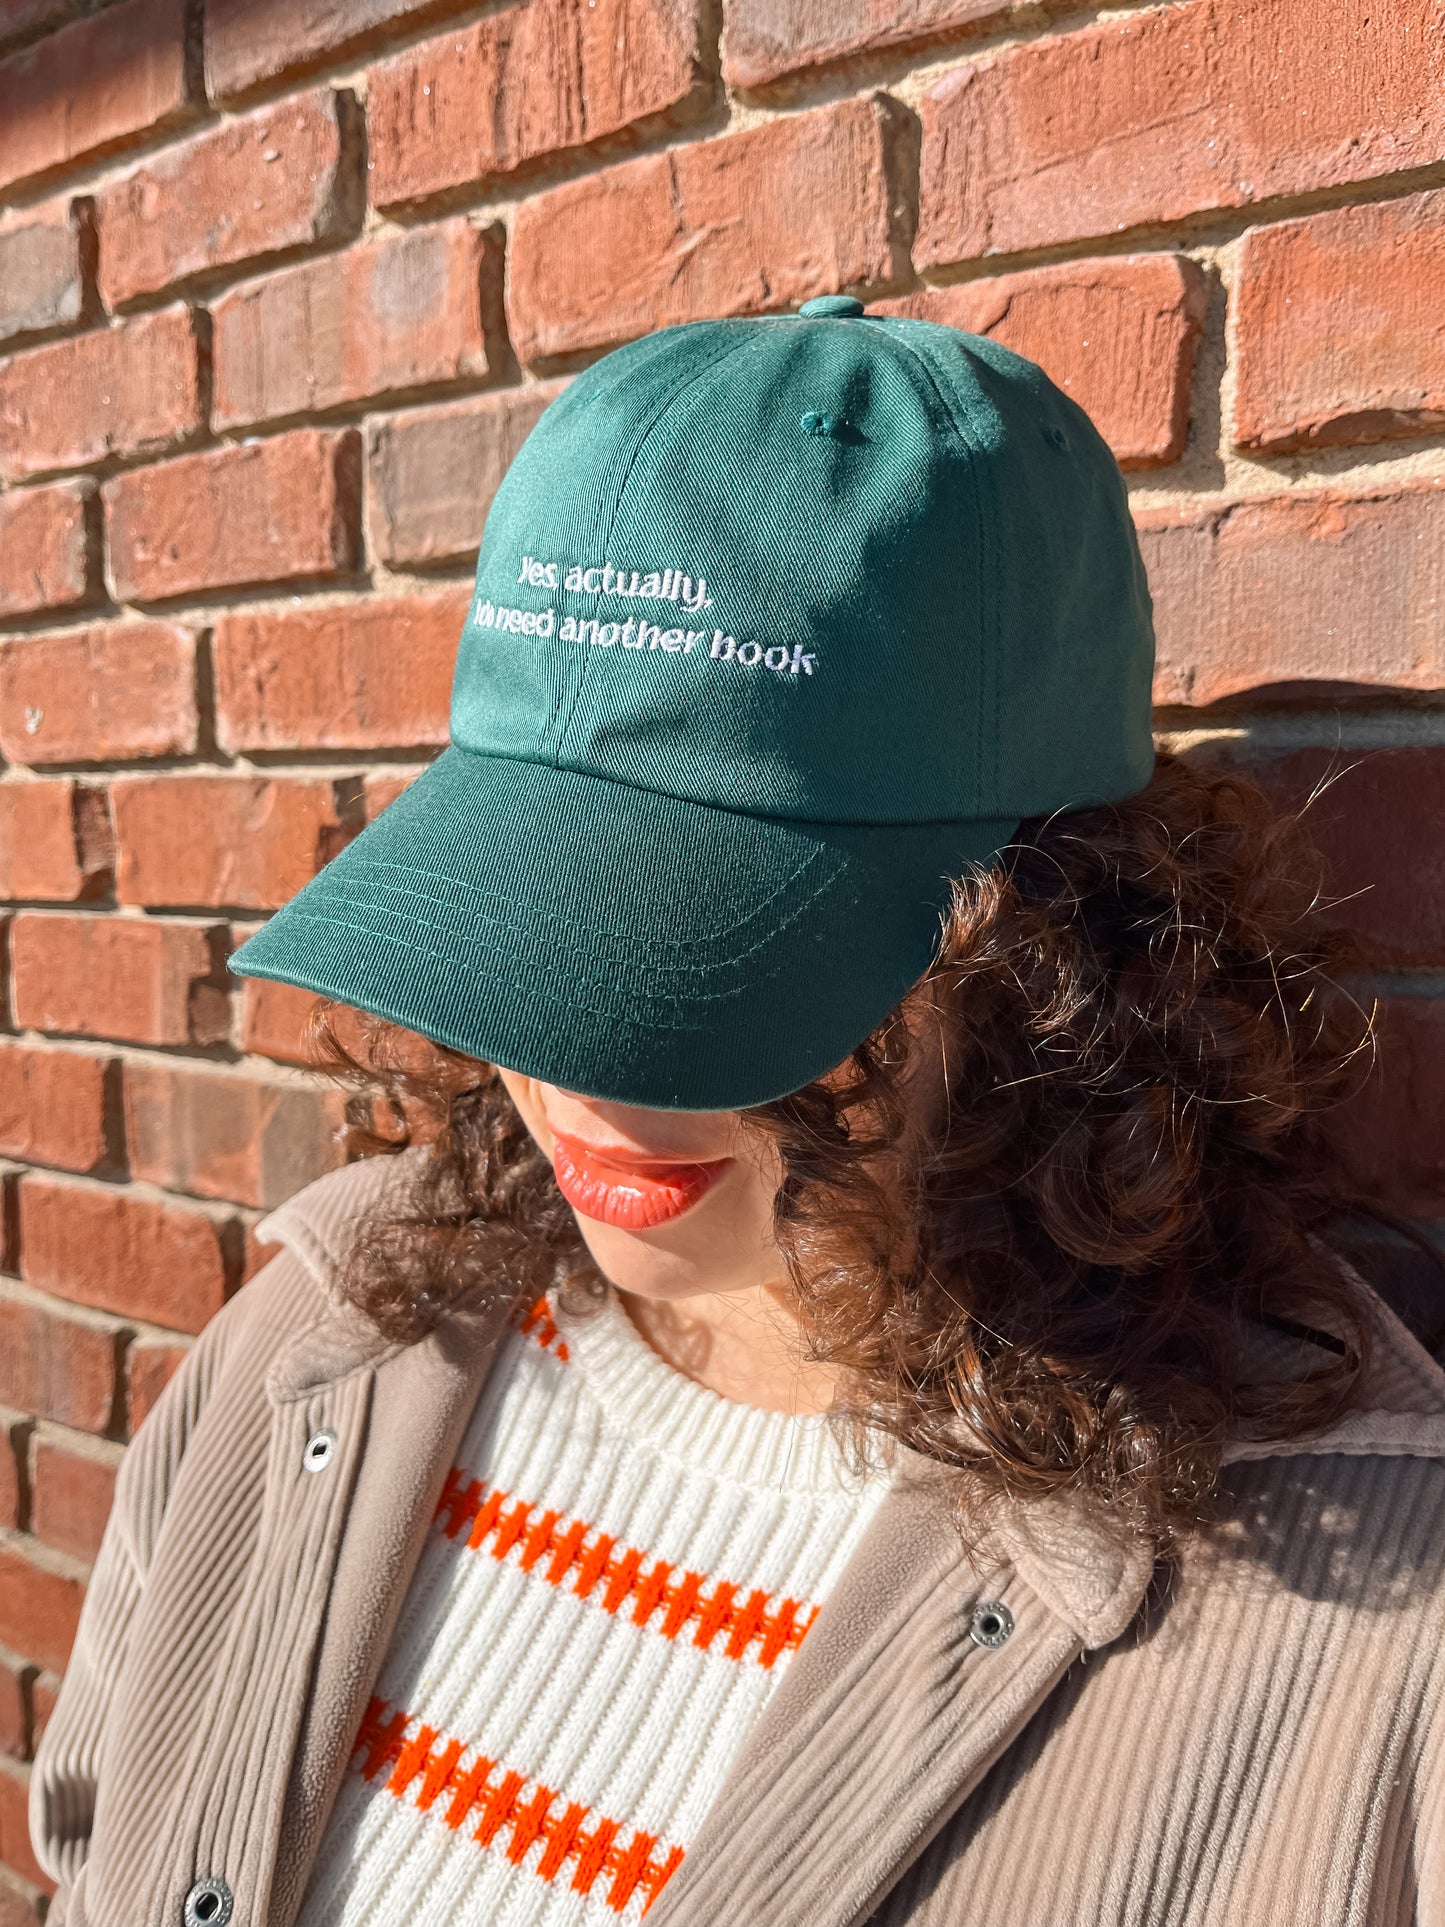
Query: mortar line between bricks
[[0, 1523, 91, 1580], [0, 1269, 137, 1327], [0, 570, 476, 635], [0, 0, 115, 64], [903, 160, 1445, 293], [101, 224, 373, 324], [725, 0, 1213, 112], [97, 1038, 338, 1083], [0, 98, 228, 217], [9, 360, 1445, 530], [7, 1027, 242, 1066], [0, 1266, 208, 1350], [193, 0, 542, 116], [6, 1163, 273, 1223]]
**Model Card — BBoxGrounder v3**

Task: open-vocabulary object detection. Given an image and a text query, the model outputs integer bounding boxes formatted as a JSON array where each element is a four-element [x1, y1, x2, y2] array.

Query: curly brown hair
[[314, 749, 1379, 1550]]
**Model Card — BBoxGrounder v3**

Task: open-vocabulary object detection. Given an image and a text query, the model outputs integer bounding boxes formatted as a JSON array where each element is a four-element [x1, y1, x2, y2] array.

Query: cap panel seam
[[864, 324, 1002, 807], [546, 329, 766, 770]]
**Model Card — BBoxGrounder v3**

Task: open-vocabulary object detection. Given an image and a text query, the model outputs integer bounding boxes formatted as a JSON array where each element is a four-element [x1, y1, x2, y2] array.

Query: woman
[[31, 300, 1445, 1927]]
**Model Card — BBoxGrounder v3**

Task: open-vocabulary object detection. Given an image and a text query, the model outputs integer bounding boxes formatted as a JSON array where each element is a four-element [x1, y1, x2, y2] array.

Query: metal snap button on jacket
[[969, 1601, 1015, 1650], [183, 1876, 233, 1926], [302, 1428, 337, 1472]]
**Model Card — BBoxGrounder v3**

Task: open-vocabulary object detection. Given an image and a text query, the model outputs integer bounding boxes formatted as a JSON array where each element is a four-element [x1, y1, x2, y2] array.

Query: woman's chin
[[569, 1197, 759, 1302]]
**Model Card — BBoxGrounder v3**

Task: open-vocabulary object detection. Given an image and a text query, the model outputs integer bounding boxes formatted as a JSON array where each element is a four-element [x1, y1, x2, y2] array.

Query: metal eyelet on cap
[[969, 1600, 1015, 1650], [302, 1428, 337, 1473], [183, 1877, 234, 1927]]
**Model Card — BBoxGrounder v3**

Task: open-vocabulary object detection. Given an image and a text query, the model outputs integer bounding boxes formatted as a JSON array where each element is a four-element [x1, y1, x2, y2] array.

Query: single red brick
[[1233, 190, 1445, 455], [364, 768, 425, 820], [0, 1658, 23, 1759], [214, 591, 465, 753], [10, 913, 228, 1047], [0, 307, 204, 484], [212, 221, 501, 433], [112, 774, 358, 911], [1244, 748, 1445, 971], [0, 620, 197, 765], [366, 383, 564, 568], [0, 0, 191, 196], [725, 0, 1005, 91], [0, 1283, 121, 1435], [19, 1176, 230, 1335], [0, 1539, 84, 1673], [509, 94, 914, 366], [0, 781, 111, 903], [877, 255, 1204, 469], [1140, 485, 1445, 708], [368, 0, 709, 209], [205, 0, 475, 102], [1336, 997, 1445, 1219], [916, 0, 1445, 271], [124, 1334, 189, 1430], [0, 1754, 50, 1891], [0, 480, 95, 621], [123, 1059, 347, 1210], [0, 1040, 109, 1174], [0, 193, 91, 345], [103, 428, 362, 603], [95, 88, 362, 310], [238, 973, 323, 1068], [29, 1432, 119, 1564]]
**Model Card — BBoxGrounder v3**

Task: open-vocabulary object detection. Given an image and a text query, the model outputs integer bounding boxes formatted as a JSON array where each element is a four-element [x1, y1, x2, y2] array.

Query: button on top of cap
[[798, 295, 865, 319]]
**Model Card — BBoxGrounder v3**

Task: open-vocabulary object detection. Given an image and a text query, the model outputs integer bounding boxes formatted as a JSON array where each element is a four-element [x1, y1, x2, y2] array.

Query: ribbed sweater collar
[[555, 1287, 888, 1498]]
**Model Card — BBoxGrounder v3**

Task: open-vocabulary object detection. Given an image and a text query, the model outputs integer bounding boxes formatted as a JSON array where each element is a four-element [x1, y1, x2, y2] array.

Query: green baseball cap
[[232, 296, 1155, 1110]]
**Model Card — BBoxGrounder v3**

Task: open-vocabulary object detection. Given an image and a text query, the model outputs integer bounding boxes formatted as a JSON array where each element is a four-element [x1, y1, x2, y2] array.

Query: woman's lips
[[550, 1132, 732, 1230]]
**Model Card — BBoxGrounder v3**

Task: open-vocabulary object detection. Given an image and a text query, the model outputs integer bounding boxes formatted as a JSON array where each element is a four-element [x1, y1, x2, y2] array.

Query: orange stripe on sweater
[[433, 1466, 820, 1668], [354, 1698, 682, 1915], [516, 1296, 569, 1362]]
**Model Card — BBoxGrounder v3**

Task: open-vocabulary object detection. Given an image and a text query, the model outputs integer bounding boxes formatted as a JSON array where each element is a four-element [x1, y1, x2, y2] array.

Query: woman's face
[[496, 1070, 787, 1302]]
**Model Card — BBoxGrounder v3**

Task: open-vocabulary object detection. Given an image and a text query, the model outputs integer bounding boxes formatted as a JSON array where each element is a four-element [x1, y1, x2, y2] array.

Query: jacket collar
[[256, 1156, 514, 1926]]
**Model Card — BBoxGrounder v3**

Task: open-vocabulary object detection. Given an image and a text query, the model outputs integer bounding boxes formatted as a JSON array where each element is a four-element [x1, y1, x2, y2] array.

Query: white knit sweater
[[301, 1288, 892, 1925]]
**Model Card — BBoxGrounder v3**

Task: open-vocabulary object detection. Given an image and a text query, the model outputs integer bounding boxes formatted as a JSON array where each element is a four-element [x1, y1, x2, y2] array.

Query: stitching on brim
[[287, 845, 856, 991], [260, 907, 825, 1033], [322, 841, 840, 960]]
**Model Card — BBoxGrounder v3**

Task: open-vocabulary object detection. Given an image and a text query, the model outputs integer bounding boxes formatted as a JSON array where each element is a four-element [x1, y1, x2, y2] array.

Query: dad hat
[[231, 296, 1155, 1110]]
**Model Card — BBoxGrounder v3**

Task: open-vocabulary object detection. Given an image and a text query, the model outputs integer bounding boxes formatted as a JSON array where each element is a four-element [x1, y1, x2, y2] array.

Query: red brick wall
[[0, 0, 1442, 1910]]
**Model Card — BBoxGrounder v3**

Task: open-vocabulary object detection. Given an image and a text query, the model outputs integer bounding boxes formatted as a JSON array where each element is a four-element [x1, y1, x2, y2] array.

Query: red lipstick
[[550, 1132, 732, 1230]]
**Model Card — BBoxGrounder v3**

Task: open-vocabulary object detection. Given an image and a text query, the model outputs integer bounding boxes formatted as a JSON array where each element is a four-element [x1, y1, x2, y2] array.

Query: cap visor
[[231, 747, 1014, 1110]]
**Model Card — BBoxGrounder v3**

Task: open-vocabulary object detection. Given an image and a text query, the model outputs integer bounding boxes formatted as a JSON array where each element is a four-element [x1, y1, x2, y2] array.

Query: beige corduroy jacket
[[29, 1154, 1445, 1926]]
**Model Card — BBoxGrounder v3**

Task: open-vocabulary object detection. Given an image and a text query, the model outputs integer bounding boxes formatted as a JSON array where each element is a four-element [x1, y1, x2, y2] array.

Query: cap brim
[[230, 747, 1015, 1111]]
